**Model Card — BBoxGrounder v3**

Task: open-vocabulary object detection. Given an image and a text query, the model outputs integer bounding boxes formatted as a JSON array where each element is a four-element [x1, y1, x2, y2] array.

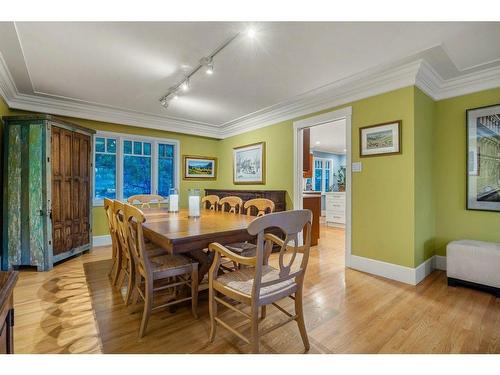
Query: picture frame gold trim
[[182, 155, 218, 180], [233, 142, 266, 185], [359, 120, 402, 157]]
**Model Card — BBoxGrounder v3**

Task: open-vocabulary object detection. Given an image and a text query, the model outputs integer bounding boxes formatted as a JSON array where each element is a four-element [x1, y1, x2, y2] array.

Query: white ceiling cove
[[310, 119, 346, 154], [0, 22, 500, 138]]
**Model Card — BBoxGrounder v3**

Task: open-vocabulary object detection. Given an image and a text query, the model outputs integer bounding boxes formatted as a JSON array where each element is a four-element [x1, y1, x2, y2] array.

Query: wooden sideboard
[[0, 271, 18, 354], [204, 189, 286, 214]]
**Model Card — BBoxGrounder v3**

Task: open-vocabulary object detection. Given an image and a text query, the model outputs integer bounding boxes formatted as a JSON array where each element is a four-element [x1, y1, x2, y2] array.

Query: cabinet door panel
[[52, 127, 74, 255]]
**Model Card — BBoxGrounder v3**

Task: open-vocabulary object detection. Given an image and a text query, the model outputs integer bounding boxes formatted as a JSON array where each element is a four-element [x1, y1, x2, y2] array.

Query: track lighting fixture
[[159, 26, 258, 109]]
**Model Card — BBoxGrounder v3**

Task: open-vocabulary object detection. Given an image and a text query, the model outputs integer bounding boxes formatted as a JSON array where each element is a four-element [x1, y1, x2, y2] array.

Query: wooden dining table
[[141, 208, 258, 280]]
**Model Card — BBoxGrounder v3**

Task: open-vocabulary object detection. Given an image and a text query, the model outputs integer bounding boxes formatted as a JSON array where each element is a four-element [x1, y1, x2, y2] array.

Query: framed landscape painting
[[467, 104, 500, 211], [360, 120, 402, 157], [183, 155, 217, 180], [233, 142, 266, 184]]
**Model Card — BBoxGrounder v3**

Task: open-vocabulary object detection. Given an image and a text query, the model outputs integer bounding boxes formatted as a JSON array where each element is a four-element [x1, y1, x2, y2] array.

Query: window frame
[[313, 157, 334, 193], [93, 131, 180, 206]]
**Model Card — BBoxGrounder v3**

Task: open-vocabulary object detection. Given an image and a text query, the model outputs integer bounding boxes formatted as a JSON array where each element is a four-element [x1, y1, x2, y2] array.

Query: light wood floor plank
[[12, 225, 500, 354]]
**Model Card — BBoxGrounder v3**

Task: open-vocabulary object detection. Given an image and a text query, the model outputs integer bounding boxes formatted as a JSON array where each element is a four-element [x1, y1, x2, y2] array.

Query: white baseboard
[[93, 235, 111, 247], [433, 255, 447, 271], [348, 254, 446, 285]]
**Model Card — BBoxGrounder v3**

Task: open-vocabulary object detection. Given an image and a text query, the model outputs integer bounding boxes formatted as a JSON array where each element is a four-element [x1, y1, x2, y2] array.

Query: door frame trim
[[293, 106, 352, 266]]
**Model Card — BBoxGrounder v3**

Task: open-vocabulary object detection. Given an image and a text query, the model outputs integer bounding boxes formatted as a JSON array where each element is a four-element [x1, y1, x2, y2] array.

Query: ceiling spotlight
[[181, 79, 190, 92], [343, 148, 347, 152], [205, 63, 214, 75], [159, 97, 169, 108], [173, 94, 179, 100], [315, 141, 321, 145], [246, 27, 257, 39]]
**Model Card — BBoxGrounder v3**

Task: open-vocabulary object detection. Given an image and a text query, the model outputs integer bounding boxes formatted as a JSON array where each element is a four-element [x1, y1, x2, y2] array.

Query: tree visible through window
[[123, 140, 152, 197], [94, 137, 117, 199], [93, 134, 178, 204]]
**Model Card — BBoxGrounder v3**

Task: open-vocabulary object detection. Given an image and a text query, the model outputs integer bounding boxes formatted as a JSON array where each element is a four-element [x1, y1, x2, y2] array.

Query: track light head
[[246, 27, 257, 39], [205, 63, 214, 75], [181, 79, 190, 92]]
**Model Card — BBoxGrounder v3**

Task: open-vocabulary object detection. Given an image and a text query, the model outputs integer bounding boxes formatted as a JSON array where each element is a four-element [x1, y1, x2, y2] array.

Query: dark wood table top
[[142, 208, 257, 254]]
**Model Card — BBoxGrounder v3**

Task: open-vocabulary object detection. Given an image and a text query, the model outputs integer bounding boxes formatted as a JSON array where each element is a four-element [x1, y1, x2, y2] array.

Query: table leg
[[186, 249, 214, 283]]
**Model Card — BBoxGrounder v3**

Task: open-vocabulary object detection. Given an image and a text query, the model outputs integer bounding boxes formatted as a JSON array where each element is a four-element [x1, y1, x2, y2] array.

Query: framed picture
[[359, 120, 402, 157], [183, 155, 217, 180], [466, 104, 500, 211], [233, 142, 266, 184]]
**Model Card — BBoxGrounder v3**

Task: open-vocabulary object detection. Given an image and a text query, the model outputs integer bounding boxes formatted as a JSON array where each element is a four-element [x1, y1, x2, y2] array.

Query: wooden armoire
[[2, 115, 95, 271]]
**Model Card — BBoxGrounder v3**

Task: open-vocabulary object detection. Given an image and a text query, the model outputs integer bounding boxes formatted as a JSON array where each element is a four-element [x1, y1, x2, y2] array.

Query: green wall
[[217, 120, 294, 209], [3, 84, 500, 268], [414, 87, 436, 265], [434, 87, 500, 255], [217, 87, 418, 267]]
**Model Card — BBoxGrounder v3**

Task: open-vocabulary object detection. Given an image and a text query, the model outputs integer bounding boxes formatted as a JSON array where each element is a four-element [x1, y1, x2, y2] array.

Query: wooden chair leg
[[191, 265, 199, 319], [260, 305, 267, 320], [112, 249, 123, 286], [251, 305, 260, 354], [139, 278, 153, 338], [208, 286, 217, 342], [125, 258, 135, 305], [294, 288, 310, 351]]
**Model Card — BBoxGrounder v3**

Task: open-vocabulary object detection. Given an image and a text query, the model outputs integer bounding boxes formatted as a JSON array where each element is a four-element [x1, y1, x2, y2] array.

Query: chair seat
[[225, 242, 257, 257], [149, 254, 193, 273], [215, 264, 296, 298]]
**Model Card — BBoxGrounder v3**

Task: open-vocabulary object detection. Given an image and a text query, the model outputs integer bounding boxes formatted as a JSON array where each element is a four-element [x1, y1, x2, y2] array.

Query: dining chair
[[208, 209, 312, 353], [244, 198, 275, 217], [124, 203, 199, 338], [224, 198, 276, 259], [112, 200, 166, 301], [104, 198, 121, 285], [219, 196, 243, 214], [127, 194, 165, 208], [202, 195, 220, 210]]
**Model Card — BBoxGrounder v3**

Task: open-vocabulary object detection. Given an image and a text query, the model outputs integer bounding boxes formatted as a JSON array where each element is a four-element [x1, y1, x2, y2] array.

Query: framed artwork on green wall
[[466, 104, 500, 211], [359, 120, 402, 157], [233, 142, 266, 184], [183, 155, 217, 180]]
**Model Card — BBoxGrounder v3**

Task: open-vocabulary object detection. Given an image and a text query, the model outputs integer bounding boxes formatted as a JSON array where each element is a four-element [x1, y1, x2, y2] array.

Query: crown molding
[[219, 60, 423, 138], [2, 47, 500, 140], [416, 59, 500, 101], [0, 53, 224, 139]]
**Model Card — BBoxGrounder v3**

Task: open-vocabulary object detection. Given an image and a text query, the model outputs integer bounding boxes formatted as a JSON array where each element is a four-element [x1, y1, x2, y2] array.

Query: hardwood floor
[[13, 225, 500, 353]]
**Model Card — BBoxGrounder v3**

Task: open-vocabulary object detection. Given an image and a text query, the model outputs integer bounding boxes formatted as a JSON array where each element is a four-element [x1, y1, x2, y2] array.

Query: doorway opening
[[293, 107, 352, 266]]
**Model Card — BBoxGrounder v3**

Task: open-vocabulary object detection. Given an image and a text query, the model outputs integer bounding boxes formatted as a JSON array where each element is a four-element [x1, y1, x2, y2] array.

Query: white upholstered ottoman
[[447, 240, 500, 297]]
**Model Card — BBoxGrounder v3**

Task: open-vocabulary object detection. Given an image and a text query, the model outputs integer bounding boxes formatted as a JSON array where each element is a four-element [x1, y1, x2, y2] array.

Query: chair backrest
[[202, 195, 220, 210], [219, 196, 243, 214], [104, 198, 119, 253], [127, 194, 165, 208], [244, 198, 275, 217], [112, 200, 131, 262], [247, 210, 312, 299], [123, 203, 151, 278]]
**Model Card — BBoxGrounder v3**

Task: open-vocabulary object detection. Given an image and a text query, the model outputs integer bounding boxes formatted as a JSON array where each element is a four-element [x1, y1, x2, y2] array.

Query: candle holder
[[188, 188, 201, 218], [168, 188, 179, 213]]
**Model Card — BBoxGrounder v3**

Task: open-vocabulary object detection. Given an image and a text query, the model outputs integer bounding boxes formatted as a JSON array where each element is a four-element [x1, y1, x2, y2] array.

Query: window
[[123, 140, 152, 197], [94, 136, 117, 199], [313, 157, 334, 193], [93, 132, 179, 205]]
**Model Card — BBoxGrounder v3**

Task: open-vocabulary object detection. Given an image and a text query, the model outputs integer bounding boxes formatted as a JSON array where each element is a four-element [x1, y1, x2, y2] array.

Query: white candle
[[189, 195, 200, 217], [169, 194, 179, 212]]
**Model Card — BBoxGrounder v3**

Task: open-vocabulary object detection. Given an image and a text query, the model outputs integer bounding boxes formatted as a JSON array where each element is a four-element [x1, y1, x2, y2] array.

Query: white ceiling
[[1, 22, 500, 137], [310, 119, 346, 154]]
